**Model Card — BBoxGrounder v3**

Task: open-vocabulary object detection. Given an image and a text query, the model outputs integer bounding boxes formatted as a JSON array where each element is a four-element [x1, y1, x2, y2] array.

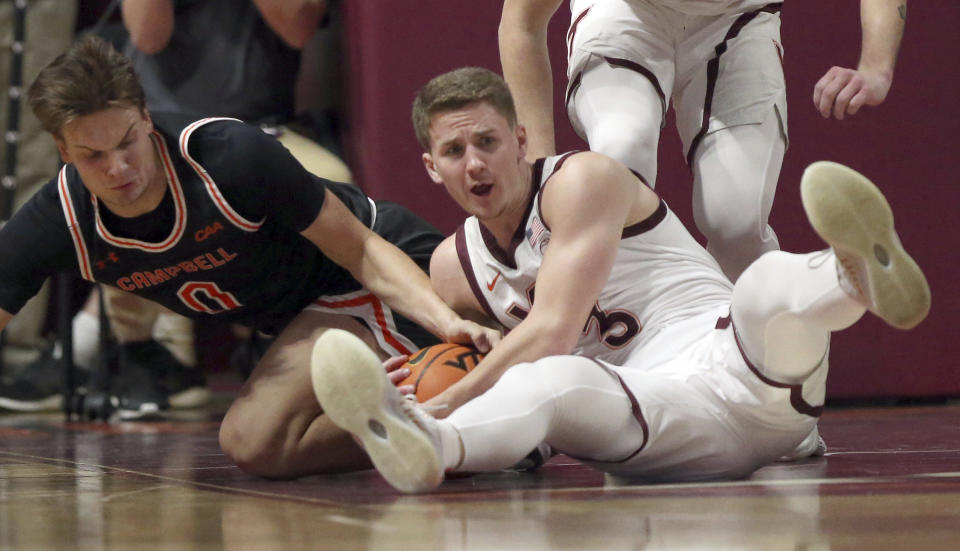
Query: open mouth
[[470, 183, 493, 197]]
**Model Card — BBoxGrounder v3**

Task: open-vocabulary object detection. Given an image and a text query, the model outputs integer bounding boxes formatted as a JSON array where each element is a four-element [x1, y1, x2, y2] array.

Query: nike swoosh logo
[[486, 271, 502, 292]]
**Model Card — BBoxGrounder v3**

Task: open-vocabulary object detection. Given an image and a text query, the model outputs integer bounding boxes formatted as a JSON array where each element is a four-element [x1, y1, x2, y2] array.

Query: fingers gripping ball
[[399, 344, 484, 401]]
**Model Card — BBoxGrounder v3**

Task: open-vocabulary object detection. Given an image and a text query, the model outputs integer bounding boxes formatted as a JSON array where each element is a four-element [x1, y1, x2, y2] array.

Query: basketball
[[399, 343, 485, 401]]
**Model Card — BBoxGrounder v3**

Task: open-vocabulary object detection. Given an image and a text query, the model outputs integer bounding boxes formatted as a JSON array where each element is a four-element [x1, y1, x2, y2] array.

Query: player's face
[[56, 106, 165, 218], [422, 102, 528, 222]]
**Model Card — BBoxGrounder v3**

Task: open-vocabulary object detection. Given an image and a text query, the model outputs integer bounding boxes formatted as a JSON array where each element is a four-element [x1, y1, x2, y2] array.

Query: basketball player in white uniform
[[499, 0, 907, 280], [311, 67, 929, 492]]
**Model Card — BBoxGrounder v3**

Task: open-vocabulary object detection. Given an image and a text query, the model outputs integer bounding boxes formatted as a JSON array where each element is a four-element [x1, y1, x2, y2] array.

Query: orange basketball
[[399, 343, 484, 401]]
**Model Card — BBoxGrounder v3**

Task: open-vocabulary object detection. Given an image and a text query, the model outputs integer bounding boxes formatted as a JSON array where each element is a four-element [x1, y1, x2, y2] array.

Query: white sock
[[71, 310, 100, 370], [436, 420, 464, 471]]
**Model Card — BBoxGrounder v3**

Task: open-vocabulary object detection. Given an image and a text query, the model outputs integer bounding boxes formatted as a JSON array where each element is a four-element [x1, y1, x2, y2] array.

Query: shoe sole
[[0, 394, 62, 412], [800, 161, 931, 330], [310, 329, 442, 493], [169, 387, 213, 409], [117, 402, 168, 421]]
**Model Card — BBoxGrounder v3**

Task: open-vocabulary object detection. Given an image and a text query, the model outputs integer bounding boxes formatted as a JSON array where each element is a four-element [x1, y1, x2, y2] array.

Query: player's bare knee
[[219, 411, 292, 478]]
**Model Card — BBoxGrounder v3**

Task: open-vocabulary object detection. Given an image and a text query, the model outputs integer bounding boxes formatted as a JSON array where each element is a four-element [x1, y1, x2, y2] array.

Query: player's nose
[[465, 147, 486, 175], [105, 150, 128, 177]]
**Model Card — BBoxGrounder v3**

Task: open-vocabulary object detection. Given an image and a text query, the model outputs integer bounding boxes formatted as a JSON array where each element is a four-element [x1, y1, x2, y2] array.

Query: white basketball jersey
[[456, 153, 732, 365]]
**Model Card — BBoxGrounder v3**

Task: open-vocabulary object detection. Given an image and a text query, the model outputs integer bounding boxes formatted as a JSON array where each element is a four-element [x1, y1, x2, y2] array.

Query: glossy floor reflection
[[1, 402, 959, 550]]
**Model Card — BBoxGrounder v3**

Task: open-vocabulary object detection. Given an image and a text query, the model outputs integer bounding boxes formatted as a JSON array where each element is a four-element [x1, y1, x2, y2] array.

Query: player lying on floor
[[0, 37, 498, 479], [311, 67, 930, 492]]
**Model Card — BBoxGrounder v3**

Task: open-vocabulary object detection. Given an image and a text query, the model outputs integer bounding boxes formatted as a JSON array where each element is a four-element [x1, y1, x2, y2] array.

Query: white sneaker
[[778, 426, 827, 461], [800, 161, 931, 330], [310, 329, 444, 493]]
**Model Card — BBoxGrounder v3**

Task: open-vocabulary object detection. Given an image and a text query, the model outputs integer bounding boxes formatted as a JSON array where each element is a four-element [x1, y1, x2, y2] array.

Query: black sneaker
[[110, 340, 213, 418], [0, 344, 79, 412], [110, 341, 171, 420]]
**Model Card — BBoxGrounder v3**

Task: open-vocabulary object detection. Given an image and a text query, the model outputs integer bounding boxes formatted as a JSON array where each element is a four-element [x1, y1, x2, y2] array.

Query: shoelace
[[835, 254, 867, 302], [806, 249, 833, 269], [403, 393, 448, 413]]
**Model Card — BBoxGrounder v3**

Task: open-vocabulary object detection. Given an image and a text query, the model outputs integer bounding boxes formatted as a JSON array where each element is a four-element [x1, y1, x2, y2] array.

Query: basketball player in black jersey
[[0, 35, 498, 479]]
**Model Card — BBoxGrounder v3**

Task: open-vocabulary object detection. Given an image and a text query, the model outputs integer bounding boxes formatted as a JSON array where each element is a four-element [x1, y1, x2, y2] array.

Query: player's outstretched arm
[[121, 0, 175, 54], [300, 190, 499, 353], [813, 0, 906, 120], [499, 0, 565, 160], [253, 0, 326, 49], [427, 153, 655, 416]]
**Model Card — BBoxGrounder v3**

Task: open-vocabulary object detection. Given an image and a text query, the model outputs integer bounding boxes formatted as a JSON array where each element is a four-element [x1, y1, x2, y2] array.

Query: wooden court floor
[[1, 399, 959, 550]]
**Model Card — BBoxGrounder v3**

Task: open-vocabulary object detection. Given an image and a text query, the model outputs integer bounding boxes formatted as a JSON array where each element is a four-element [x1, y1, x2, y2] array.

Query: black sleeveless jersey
[[0, 115, 438, 332]]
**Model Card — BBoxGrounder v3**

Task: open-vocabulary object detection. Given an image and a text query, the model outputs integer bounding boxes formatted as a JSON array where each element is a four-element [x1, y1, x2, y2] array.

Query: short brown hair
[[411, 67, 517, 150], [27, 34, 146, 138]]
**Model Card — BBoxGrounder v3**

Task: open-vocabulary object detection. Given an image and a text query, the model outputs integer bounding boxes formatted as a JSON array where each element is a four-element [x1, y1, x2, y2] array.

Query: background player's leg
[[691, 109, 784, 282], [445, 357, 645, 472], [276, 128, 352, 184], [219, 309, 386, 478], [570, 57, 665, 185]]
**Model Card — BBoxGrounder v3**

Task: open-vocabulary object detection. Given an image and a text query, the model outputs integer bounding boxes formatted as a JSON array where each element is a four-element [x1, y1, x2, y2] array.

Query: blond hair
[[27, 34, 146, 138], [411, 67, 517, 150]]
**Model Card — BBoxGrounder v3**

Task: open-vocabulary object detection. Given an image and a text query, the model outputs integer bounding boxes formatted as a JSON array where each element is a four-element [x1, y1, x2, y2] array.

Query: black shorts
[[306, 200, 443, 355]]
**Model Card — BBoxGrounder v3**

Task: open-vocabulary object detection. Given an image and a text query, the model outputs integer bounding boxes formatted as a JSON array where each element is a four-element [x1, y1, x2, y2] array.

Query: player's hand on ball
[[383, 354, 415, 395], [440, 318, 500, 353]]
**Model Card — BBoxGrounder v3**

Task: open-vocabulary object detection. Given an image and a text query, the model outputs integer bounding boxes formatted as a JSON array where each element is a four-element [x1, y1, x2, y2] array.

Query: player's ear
[[516, 123, 527, 161], [141, 109, 154, 133], [55, 137, 71, 164], [422, 152, 444, 185]]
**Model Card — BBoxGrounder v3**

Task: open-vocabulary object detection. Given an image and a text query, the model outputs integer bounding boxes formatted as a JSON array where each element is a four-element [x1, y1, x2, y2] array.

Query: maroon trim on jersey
[[455, 224, 500, 324], [536, 152, 661, 240], [476, 161, 543, 269], [622, 199, 667, 238], [535, 152, 579, 233], [686, 3, 783, 166], [564, 358, 650, 463], [92, 132, 188, 252], [628, 169, 652, 189], [716, 312, 823, 418]]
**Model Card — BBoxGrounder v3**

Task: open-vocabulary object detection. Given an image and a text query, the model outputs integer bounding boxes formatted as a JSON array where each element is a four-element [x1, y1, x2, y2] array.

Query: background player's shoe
[[311, 329, 444, 493], [109, 341, 170, 420], [0, 344, 75, 412], [509, 442, 554, 472], [111, 341, 209, 419], [800, 161, 931, 330]]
